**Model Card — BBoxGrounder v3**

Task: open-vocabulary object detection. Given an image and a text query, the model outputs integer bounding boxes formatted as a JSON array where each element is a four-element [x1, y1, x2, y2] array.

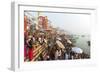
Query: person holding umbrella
[[71, 47, 83, 59]]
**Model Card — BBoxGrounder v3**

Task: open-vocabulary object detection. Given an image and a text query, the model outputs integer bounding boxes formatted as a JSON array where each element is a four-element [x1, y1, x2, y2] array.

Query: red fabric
[[28, 48, 33, 61]]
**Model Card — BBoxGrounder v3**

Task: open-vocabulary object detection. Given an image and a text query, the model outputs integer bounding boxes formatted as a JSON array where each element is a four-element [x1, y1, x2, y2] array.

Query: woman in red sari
[[28, 47, 33, 61]]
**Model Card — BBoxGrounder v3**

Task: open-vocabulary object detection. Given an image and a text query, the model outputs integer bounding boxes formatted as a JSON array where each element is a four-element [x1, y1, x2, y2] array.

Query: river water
[[72, 35, 90, 55]]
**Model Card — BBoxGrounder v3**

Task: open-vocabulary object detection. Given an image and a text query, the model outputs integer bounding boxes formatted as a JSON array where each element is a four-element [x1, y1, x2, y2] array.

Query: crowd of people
[[24, 30, 90, 62], [24, 14, 90, 62]]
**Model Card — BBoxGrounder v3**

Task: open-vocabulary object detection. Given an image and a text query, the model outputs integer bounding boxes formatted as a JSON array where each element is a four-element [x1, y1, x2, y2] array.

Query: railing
[[31, 43, 47, 61]]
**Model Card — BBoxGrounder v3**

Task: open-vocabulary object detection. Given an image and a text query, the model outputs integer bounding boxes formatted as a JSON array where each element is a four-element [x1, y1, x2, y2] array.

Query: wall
[[0, 0, 100, 73]]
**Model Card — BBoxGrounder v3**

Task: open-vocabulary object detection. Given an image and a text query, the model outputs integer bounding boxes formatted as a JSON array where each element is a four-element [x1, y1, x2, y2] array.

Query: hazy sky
[[25, 11, 91, 35]]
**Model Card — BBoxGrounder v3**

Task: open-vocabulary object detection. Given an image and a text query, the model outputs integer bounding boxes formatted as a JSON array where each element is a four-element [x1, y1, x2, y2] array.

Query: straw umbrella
[[56, 40, 65, 50]]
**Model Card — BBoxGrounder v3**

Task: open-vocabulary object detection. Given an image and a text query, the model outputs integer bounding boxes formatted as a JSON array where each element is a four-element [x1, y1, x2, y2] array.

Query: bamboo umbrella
[[56, 40, 65, 49]]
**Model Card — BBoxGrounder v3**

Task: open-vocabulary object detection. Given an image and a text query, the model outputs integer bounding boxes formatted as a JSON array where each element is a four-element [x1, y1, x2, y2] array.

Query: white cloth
[[55, 50, 59, 60], [65, 54, 69, 59]]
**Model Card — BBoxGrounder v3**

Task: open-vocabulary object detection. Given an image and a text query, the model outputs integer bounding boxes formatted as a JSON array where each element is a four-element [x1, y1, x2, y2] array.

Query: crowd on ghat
[[24, 14, 90, 62]]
